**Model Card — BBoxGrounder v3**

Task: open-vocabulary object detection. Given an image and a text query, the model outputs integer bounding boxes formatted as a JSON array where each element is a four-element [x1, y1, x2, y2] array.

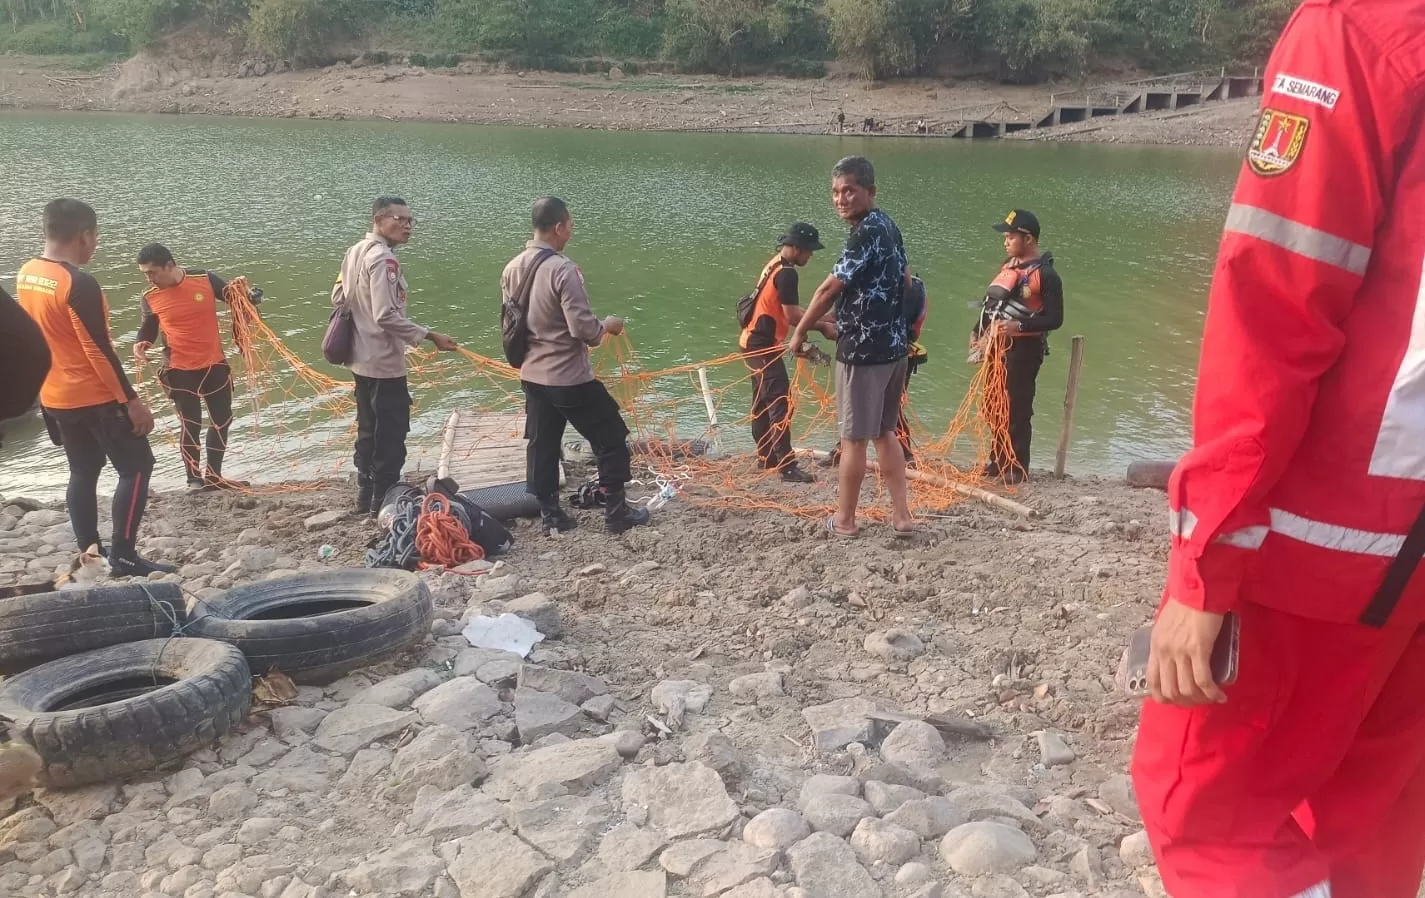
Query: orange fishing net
[[131, 277, 1017, 522]]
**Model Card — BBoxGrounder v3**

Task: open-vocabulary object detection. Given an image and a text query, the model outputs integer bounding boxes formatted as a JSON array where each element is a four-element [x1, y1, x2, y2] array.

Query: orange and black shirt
[[136, 269, 230, 371], [738, 256, 799, 351], [15, 258, 136, 411]]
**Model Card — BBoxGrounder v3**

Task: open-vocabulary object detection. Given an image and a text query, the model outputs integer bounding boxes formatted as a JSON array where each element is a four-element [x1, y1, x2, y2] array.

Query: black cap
[[779, 222, 825, 251], [992, 209, 1041, 239]]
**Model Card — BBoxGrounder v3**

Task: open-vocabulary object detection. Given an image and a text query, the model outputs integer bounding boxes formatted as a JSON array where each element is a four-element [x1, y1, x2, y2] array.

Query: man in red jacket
[[1131, 1, 1425, 896]]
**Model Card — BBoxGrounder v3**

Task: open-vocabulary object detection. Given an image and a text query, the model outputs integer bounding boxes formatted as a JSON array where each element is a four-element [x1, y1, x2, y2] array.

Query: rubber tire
[[0, 638, 251, 788], [0, 582, 186, 676], [184, 570, 434, 684]]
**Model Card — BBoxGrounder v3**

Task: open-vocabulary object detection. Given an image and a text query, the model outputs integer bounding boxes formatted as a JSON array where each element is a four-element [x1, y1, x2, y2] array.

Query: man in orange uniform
[[15, 199, 173, 577], [738, 222, 831, 483], [1132, 1, 1425, 895], [133, 243, 254, 490]]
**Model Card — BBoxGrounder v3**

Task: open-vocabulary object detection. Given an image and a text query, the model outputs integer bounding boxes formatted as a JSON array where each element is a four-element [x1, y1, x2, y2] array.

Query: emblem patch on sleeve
[[1248, 108, 1309, 176], [385, 259, 400, 284]]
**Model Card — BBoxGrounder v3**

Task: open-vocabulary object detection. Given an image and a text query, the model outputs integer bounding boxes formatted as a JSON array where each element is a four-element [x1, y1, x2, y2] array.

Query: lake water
[[0, 112, 1239, 496]]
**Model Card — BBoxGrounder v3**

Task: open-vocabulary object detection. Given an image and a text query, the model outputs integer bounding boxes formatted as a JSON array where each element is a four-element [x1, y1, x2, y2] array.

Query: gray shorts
[[836, 357, 908, 441]]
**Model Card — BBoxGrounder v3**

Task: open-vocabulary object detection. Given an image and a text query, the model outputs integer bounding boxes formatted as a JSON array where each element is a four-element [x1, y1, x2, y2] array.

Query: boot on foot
[[604, 487, 650, 534], [109, 553, 177, 577], [539, 496, 578, 535]]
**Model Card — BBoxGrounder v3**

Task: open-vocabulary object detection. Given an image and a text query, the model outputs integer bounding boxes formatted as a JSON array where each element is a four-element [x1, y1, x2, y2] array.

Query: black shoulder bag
[[501, 249, 557, 368]]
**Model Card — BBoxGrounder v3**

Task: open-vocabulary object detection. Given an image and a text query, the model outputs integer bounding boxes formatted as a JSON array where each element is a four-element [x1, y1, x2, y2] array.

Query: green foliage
[[246, 0, 349, 61], [94, 0, 187, 47], [409, 49, 457, 65], [0, 18, 121, 53]]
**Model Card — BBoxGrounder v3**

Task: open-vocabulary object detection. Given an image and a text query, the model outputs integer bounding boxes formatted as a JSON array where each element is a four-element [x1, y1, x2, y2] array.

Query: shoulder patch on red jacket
[[1247, 108, 1310, 177]]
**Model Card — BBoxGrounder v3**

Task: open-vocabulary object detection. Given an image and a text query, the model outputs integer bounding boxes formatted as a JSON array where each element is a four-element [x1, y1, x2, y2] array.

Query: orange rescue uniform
[[138, 270, 229, 371], [15, 258, 135, 411]]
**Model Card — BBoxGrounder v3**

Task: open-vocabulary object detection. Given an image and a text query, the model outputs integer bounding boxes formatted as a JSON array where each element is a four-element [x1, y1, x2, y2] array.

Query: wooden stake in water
[[1054, 335, 1085, 479], [697, 367, 720, 454]]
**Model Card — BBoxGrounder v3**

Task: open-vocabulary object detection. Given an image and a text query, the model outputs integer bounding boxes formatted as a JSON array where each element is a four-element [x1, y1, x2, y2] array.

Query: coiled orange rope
[[415, 493, 484, 569]]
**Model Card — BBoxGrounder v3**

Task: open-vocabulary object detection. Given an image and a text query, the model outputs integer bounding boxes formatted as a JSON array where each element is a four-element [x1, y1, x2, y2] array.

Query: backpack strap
[[512, 249, 558, 311]]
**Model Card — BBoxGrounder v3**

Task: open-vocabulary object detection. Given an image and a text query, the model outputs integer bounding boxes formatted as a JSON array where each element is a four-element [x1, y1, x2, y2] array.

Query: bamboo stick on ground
[[797, 449, 1037, 518]]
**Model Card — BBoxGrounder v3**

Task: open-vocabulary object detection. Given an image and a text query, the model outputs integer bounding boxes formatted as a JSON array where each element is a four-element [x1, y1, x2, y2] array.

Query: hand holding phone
[[1118, 610, 1239, 701]]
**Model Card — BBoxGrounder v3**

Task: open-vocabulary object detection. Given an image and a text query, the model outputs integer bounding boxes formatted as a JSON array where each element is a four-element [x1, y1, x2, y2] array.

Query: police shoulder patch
[[385, 258, 399, 283], [1248, 108, 1310, 177]]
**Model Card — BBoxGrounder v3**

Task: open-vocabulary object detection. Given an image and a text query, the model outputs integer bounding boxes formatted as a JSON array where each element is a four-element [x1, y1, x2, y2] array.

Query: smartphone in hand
[[1117, 611, 1240, 698]]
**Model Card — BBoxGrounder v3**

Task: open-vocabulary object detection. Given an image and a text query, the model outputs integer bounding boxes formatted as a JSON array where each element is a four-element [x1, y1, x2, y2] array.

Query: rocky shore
[[0, 470, 1170, 897], [0, 53, 1255, 148]]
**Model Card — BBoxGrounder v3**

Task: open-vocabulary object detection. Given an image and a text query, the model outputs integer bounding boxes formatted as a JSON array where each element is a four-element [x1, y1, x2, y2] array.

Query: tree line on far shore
[[1, 0, 1296, 82]]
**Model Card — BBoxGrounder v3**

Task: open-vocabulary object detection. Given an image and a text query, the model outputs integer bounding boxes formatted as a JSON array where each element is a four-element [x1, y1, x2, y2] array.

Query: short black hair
[[43, 199, 97, 243], [372, 196, 408, 218], [832, 156, 875, 189], [532, 196, 570, 232], [136, 243, 176, 267]]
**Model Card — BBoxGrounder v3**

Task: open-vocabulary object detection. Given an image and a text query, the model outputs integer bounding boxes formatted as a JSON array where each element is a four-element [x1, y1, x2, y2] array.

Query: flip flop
[[892, 526, 920, 539], [824, 516, 860, 539]]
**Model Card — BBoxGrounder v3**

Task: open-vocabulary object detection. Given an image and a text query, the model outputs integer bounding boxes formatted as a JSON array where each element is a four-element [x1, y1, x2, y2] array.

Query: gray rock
[[743, 808, 810, 852], [389, 725, 487, 797], [1098, 774, 1141, 822], [477, 659, 524, 687], [448, 831, 553, 898], [338, 747, 393, 790], [452, 647, 522, 678], [682, 731, 745, 784], [798, 774, 861, 808], [1036, 732, 1075, 767], [591, 822, 667, 874], [208, 784, 257, 819], [856, 761, 945, 795], [0, 807, 57, 842], [567, 872, 667, 898], [880, 721, 947, 771], [944, 787, 1045, 833], [506, 592, 562, 637], [650, 680, 712, 725], [614, 731, 645, 759], [850, 817, 921, 866], [658, 839, 724, 877], [236, 818, 282, 846], [782, 585, 813, 608], [940, 822, 1036, 875], [36, 784, 119, 824], [511, 795, 613, 864], [895, 861, 933, 887], [202, 842, 243, 870], [477, 574, 523, 600], [721, 879, 779, 898], [802, 794, 876, 838], [728, 671, 784, 701], [885, 797, 967, 839], [693, 842, 780, 894], [518, 665, 608, 705], [1019, 866, 1071, 888], [1072, 844, 1105, 887], [1119, 830, 1154, 868], [484, 734, 625, 801], [268, 706, 328, 739], [622, 762, 739, 839], [342, 840, 444, 895], [71, 835, 105, 873], [350, 669, 445, 709], [409, 784, 503, 840], [303, 510, 344, 531], [311, 704, 417, 756], [581, 694, 617, 721], [802, 698, 912, 752], [515, 688, 585, 743], [864, 628, 925, 661], [787, 831, 881, 898], [865, 781, 926, 815], [412, 677, 502, 731]]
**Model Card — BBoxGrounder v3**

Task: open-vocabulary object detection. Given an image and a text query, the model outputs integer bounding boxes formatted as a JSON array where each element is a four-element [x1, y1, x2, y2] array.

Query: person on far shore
[[503, 196, 649, 536], [788, 155, 915, 538], [15, 199, 173, 576], [334, 196, 459, 516], [132, 243, 258, 491], [970, 209, 1063, 483], [738, 221, 833, 483]]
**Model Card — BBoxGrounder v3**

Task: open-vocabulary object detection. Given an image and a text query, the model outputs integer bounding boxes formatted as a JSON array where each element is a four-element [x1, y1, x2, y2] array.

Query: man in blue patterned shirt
[[789, 156, 915, 538]]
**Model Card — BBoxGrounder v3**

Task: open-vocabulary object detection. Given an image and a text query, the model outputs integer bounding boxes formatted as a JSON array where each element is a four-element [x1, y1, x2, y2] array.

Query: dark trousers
[[353, 374, 411, 497], [160, 363, 233, 481], [522, 379, 631, 499], [44, 402, 155, 557], [994, 337, 1045, 472], [746, 354, 794, 470]]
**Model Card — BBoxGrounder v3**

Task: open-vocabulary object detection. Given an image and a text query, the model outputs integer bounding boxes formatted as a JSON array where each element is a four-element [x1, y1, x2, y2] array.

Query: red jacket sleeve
[[1167, 2, 1415, 613]]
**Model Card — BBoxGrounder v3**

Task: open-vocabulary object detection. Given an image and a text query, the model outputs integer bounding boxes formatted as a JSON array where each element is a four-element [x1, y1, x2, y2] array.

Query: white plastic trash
[[462, 613, 545, 657]]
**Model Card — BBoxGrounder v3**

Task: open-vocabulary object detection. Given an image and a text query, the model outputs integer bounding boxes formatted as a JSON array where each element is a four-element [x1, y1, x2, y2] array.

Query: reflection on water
[[0, 113, 1238, 497]]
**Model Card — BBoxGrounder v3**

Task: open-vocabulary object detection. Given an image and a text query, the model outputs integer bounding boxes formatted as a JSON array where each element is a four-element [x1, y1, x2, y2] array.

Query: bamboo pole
[[1054, 335, 1085, 479], [797, 449, 1037, 518], [697, 367, 720, 454]]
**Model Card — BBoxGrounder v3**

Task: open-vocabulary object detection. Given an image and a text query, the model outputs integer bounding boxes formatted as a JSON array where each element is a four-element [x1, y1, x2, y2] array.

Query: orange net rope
[[130, 277, 1017, 522]]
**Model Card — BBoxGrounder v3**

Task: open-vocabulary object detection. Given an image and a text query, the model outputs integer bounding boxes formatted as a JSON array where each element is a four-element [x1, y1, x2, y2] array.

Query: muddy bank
[[0, 53, 1255, 148], [0, 466, 1172, 896]]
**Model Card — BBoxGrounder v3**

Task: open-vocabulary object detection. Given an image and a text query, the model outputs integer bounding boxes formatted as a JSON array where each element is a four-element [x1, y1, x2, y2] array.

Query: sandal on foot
[[824, 516, 860, 539]]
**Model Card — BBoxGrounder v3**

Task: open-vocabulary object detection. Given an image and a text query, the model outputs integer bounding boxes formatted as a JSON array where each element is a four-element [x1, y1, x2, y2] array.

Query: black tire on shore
[[0, 582, 187, 676], [184, 570, 434, 684], [0, 638, 252, 788]]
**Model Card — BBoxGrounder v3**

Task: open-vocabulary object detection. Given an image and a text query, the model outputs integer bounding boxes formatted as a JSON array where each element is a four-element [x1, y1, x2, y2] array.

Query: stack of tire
[[0, 569, 432, 789]]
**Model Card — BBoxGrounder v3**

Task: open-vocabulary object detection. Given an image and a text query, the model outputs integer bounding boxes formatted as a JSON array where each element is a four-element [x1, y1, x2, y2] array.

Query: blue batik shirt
[[831, 208, 909, 366]]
